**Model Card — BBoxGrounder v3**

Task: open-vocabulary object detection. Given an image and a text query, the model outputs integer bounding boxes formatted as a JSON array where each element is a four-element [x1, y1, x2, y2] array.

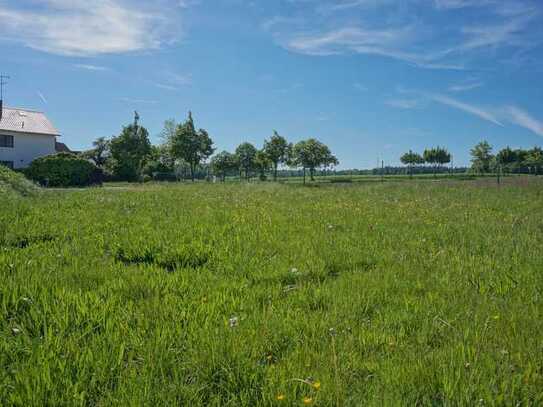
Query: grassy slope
[[0, 166, 40, 197], [1, 180, 542, 406]]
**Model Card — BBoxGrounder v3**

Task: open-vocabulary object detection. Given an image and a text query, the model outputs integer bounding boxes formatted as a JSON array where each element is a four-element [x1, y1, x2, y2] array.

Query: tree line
[[400, 147, 452, 177], [399, 142, 543, 177], [83, 112, 338, 182], [469, 141, 543, 175]]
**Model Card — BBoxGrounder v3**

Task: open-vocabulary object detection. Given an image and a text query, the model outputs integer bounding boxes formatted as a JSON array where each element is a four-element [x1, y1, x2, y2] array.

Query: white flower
[[229, 317, 239, 328], [12, 327, 21, 335]]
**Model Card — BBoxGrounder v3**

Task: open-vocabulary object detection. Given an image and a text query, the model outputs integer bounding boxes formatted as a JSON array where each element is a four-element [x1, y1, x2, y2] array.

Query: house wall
[[0, 131, 56, 169]]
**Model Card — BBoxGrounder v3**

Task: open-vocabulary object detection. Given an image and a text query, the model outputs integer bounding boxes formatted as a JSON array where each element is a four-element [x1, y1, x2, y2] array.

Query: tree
[[292, 139, 339, 182], [83, 136, 110, 168], [400, 150, 424, 178], [168, 112, 215, 182], [263, 131, 289, 181], [496, 146, 516, 173], [254, 150, 272, 181], [524, 146, 543, 175], [470, 141, 494, 174], [109, 123, 152, 181], [424, 147, 451, 177], [235, 142, 258, 181], [210, 151, 237, 181], [143, 145, 175, 178]]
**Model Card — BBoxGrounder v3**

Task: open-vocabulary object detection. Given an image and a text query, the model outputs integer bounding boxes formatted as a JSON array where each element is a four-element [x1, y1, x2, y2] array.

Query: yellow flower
[[312, 381, 321, 391], [303, 396, 313, 405], [276, 394, 286, 401]]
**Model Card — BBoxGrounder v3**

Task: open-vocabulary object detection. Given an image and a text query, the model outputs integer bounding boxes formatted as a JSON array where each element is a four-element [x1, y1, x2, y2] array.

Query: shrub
[[25, 153, 103, 187], [0, 165, 40, 196]]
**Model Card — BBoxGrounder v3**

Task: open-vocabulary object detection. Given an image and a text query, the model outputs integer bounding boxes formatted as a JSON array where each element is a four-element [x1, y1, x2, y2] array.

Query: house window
[[0, 161, 14, 169], [0, 135, 14, 148]]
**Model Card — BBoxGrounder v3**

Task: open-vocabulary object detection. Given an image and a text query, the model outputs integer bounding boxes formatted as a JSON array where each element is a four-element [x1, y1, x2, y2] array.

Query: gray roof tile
[[0, 107, 60, 136]]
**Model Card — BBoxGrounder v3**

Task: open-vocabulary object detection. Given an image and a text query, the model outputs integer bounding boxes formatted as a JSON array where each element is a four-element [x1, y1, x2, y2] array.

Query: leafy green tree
[[470, 141, 494, 174], [263, 131, 289, 181], [168, 112, 215, 182], [143, 145, 175, 177], [524, 147, 543, 175], [496, 146, 516, 173], [292, 139, 339, 181], [109, 124, 152, 181], [83, 136, 110, 168], [235, 142, 258, 180], [254, 150, 272, 181], [424, 147, 451, 177], [210, 151, 237, 181], [400, 150, 424, 178]]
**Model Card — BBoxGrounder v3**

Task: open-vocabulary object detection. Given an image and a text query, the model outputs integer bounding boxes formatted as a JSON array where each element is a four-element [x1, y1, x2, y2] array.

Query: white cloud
[[0, 0, 185, 56], [120, 97, 158, 104], [265, 0, 541, 70], [428, 93, 504, 126], [385, 98, 420, 109], [448, 80, 483, 92], [74, 64, 110, 71], [506, 106, 543, 137]]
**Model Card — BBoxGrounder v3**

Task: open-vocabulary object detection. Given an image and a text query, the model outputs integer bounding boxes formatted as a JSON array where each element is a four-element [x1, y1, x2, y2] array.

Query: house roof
[[0, 107, 60, 136], [55, 141, 72, 152]]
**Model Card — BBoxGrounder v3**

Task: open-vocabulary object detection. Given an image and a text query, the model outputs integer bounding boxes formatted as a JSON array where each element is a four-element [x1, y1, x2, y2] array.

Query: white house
[[0, 107, 61, 169]]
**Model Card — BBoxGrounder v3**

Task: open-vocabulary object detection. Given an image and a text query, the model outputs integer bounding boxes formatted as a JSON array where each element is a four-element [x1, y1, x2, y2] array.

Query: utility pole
[[0, 74, 9, 122], [381, 160, 384, 183]]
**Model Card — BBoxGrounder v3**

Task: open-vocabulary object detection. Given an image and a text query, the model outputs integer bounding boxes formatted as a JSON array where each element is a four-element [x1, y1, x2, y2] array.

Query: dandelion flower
[[276, 394, 286, 401], [312, 381, 321, 391], [303, 396, 313, 405]]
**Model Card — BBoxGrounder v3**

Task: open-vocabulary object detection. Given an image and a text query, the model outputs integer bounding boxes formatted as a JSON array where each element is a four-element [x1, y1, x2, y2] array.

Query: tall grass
[[1, 180, 542, 405]]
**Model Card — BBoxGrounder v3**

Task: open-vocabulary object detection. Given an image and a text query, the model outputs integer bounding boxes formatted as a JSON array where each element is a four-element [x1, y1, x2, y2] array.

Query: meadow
[[1, 178, 543, 406]]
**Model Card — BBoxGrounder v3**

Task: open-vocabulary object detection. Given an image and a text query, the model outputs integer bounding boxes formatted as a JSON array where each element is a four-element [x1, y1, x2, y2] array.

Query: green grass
[[0, 166, 40, 197], [1, 179, 543, 406]]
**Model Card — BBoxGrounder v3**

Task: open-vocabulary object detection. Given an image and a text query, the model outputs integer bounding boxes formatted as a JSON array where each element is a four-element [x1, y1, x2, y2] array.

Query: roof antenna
[[0, 74, 9, 122]]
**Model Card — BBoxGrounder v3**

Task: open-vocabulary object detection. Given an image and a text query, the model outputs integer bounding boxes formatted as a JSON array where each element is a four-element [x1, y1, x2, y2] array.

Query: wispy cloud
[[154, 71, 192, 91], [0, 0, 186, 56], [120, 97, 158, 105], [37, 91, 48, 104], [448, 80, 484, 92], [428, 93, 504, 126], [404, 89, 543, 137], [74, 64, 109, 71], [265, 0, 541, 70], [506, 106, 543, 136], [385, 98, 420, 109]]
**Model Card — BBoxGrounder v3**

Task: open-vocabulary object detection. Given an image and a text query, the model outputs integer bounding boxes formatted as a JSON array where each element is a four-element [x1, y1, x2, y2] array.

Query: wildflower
[[312, 381, 321, 391], [291, 268, 299, 274], [303, 396, 314, 405], [229, 316, 239, 328], [328, 328, 337, 336], [11, 327, 21, 335], [266, 354, 273, 362], [276, 394, 286, 401]]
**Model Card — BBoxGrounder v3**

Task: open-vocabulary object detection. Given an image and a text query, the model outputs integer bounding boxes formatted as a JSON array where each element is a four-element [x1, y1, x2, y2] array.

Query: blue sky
[[1, 0, 543, 169]]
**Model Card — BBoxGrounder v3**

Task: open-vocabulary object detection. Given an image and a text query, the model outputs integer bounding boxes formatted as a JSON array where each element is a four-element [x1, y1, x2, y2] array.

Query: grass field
[[1, 178, 543, 406]]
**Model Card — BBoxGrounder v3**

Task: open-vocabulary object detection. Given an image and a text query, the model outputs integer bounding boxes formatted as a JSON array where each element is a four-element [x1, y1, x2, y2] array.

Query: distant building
[[0, 107, 62, 169]]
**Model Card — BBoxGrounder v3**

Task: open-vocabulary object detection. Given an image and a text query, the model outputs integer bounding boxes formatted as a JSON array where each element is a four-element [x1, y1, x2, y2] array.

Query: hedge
[[26, 153, 103, 187]]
